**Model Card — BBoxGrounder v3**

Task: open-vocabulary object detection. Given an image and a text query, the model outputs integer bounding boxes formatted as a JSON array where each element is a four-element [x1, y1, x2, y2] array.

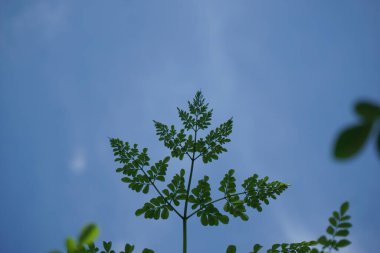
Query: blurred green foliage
[[334, 101, 380, 159]]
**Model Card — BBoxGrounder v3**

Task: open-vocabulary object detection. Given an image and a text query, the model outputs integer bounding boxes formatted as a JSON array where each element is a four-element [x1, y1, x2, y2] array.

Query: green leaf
[[218, 214, 229, 224], [341, 215, 351, 221], [355, 101, 380, 121], [124, 244, 135, 253], [103, 241, 112, 251], [135, 208, 145, 216], [338, 222, 352, 228], [142, 249, 154, 253], [318, 236, 328, 246], [326, 226, 334, 235], [336, 239, 351, 247], [335, 229, 349, 237], [142, 184, 150, 194], [240, 212, 249, 221], [329, 217, 337, 226], [78, 224, 99, 245], [334, 123, 372, 159], [340, 202, 349, 216], [161, 208, 169, 219], [377, 130, 380, 158], [201, 213, 208, 226], [66, 237, 76, 253], [226, 245, 236, 253], [252, 244, 263, 253]]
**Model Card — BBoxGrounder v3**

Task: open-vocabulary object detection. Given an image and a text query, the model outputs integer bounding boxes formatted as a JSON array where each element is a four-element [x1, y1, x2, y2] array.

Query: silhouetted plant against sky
[[110, 91, 289, 252], [52, 92, 352, 253]]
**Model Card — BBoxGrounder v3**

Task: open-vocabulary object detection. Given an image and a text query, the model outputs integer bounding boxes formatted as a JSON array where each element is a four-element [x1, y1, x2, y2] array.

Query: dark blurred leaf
[[355, 101, 380, 121], [251, 244, 263, 253], [226, 245, 236, 253], [336, 239, 351, 247], [340, 202, 349, 216], [103, 241, 112, 251], [329, 217, 337, 226], [142, 249, 154, 253], [377, 130, 380, 158], [334, 123, 372, 159], [335, 229, 349, 237], [124, 244, 135, 253], [326, 226, 334, 235]]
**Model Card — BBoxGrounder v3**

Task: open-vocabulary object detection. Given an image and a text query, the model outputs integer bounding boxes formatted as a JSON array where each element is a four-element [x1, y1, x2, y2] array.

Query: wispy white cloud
[[274, 209, 315, 243], [69, 148, 87, 174]]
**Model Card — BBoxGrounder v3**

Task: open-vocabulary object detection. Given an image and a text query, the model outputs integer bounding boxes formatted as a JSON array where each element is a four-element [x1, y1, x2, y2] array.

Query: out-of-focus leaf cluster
[[51, 224, 154, 253], [334, 100, 380, 159]]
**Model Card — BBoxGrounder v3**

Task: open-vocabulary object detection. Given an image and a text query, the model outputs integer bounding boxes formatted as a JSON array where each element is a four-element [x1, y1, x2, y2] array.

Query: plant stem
[[183, 126, 198, 253], [183, 218, 187, 253]]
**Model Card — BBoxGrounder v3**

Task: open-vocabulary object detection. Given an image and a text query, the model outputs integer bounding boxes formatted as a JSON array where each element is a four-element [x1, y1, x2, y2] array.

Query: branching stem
[[186, 192, 247, 219], [139, 166, 184, 219], [182, 120, 199, 253]]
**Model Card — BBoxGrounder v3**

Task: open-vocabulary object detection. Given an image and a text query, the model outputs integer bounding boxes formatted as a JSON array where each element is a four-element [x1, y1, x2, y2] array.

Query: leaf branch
[[186, 192, 247, 219], [139, 165, 184, 219]]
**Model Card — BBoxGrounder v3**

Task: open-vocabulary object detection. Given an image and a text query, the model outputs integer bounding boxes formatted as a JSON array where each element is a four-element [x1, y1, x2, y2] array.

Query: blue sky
[[0, 0, 379, 252]]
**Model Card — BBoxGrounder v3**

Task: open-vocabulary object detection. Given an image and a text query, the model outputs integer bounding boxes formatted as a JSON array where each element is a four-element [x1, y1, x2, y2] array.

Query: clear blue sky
[[0, 0, 379, 252]]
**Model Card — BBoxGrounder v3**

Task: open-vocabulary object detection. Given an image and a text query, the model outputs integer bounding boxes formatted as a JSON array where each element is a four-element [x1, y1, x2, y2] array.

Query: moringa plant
[[110, 91, 289, 252], [53, 91, 352, 253]]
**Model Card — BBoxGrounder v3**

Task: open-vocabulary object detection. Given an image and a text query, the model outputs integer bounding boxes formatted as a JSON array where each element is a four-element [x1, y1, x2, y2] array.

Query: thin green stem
[[182, 123, 198, 253], [183, 219, 187, 253]]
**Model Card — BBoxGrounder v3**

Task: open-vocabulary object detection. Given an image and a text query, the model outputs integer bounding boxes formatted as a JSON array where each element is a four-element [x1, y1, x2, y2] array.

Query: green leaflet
[[242, 175, 288, 213], [334, 123, 372, 159], [135, 196, 171, 220]]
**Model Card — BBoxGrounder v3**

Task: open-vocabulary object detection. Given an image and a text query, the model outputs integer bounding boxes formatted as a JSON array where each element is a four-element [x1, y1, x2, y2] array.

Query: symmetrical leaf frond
[[110, 138, 170, 194], [219, 169, 248, 221], [111, 138, 150, 167], [110, 138, 152, 193], [162, 169, 187, 206], [198, 118, 233, 163], [153, 121, 192, 160], [135, 170, 187, 220], [135, 196, 171, 220], [188, 176, 212, 210], [317, 202, 352, 252], [188, 176, 228, 226], [242, 174, 288, 213], [177, 90, 213, 131], [146, 156, 170, 183], [197, 204, 229, 226]]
